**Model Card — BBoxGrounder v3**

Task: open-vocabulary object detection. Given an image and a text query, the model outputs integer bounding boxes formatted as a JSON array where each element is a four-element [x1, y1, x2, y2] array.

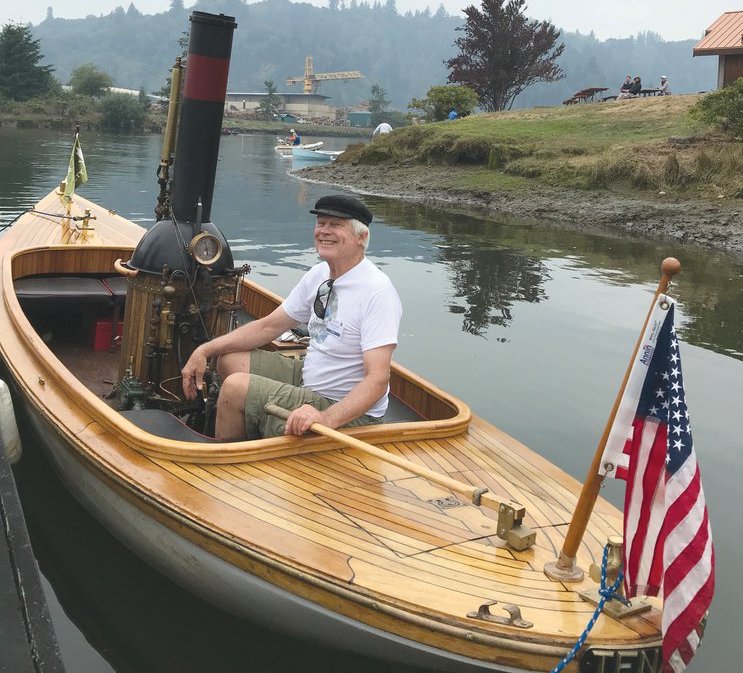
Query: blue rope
[[550, 544, 628, 673]]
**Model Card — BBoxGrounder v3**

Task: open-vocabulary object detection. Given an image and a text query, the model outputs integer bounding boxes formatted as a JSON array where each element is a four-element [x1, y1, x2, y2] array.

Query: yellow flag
[[63, 133, 88, 199]]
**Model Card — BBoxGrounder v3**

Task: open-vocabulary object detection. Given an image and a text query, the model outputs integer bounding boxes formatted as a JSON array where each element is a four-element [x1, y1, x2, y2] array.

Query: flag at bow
[[600, 297, 714, 673], [63, 133, 88, 199]]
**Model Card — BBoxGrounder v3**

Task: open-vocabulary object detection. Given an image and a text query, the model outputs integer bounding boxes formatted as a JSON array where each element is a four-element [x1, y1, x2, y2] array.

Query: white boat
[[274, 140, 323, 155], [291, 146, 342, 162]]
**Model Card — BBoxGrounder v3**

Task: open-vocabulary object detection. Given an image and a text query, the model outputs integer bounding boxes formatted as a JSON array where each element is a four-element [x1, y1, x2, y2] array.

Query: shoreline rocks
[[295, 162, 743, 260]]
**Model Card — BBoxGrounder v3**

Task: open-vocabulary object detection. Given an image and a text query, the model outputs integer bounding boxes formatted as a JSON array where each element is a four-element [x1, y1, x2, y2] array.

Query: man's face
[[314, 215, 365, 263]]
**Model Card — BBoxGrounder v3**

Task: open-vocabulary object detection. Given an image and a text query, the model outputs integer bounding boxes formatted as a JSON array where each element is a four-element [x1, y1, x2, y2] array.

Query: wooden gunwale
[[0, 190, 663, 672]]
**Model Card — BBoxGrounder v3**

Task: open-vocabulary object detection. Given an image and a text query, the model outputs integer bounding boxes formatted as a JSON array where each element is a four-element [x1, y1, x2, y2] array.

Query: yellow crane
[[286, 56, 364, 94]]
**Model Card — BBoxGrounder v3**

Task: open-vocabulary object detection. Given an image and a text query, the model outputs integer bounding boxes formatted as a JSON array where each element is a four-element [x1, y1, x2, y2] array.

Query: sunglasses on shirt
[[313, 279, 334, 319]]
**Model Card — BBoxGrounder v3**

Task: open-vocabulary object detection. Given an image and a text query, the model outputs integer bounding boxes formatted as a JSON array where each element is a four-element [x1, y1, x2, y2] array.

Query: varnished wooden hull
[[0, 188, 663, 672]]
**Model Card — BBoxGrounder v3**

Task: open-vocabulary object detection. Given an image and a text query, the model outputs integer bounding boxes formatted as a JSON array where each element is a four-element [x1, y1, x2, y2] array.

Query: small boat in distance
[[274, 139, 323, 155]]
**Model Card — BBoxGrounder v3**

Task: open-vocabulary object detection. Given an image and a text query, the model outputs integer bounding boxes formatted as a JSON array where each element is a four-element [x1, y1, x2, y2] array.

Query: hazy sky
[[0, 0, 731, 42]]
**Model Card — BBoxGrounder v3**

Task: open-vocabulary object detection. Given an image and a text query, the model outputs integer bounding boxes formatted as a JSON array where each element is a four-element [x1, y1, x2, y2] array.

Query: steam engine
[[114, 11, 244, 433]]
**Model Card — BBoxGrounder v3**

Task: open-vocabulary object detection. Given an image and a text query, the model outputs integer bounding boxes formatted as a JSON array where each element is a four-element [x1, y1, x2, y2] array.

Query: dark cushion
[[15, 277, 112, 308], [120, 409, 220, 443]]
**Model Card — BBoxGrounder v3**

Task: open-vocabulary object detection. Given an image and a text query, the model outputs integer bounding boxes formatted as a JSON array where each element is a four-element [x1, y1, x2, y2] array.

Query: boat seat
[[120, 409, 220, 443], [101, 276, 128, 303], [14, 276, 113, 309]]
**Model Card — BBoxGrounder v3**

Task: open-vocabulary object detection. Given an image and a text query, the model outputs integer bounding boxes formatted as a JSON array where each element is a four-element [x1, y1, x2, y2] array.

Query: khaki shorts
[[244, 349, 382, 439]]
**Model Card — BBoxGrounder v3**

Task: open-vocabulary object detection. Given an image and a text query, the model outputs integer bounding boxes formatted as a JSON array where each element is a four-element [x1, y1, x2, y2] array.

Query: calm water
[[1, 129, 741, 673]]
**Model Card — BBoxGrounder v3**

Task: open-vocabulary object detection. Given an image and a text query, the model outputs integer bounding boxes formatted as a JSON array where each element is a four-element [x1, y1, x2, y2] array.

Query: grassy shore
[[339, 95, 742, 200]]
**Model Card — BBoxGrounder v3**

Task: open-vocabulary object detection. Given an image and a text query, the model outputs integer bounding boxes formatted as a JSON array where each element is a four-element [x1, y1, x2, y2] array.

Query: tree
[[158, 30, 189, 98], [256, 80, 280, 120], [99, 93, 147, 131], [368, 82, 389, 126], [446, 0, 564, 111], [409, 84, 478, 121], [0, 23, 55, 101], [69, 63, 113, 97]]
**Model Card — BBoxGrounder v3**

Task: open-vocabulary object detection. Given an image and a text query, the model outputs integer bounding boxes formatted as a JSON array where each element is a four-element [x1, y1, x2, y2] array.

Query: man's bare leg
[[217, 351, 252, 382], [215, 372, 250, 440]]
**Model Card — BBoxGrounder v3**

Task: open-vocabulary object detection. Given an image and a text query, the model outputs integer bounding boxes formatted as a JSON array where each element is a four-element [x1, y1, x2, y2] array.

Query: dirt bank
[[295, 162, 743, 259]]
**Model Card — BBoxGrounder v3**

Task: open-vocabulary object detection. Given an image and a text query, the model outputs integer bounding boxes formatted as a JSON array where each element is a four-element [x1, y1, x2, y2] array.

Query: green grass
[[344, 95, 743, 199]]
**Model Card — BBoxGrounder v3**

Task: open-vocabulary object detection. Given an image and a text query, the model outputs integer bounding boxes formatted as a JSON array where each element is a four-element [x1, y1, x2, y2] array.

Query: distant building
[[224, 92, 333, 118], [347, 111, 372, 128], [693, 11, 743, 88]]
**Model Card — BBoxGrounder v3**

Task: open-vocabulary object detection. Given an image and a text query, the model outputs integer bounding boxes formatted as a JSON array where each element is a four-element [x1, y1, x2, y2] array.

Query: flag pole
[[544, 257, 682, 581]]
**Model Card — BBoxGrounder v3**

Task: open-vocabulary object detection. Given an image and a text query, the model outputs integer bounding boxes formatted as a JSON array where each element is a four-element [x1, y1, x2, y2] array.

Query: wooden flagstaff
[[544, 257, 682, 581]]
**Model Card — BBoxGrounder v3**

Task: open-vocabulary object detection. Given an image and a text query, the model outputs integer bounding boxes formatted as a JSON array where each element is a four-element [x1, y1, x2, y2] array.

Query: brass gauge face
[[188, 232, 222, 266]]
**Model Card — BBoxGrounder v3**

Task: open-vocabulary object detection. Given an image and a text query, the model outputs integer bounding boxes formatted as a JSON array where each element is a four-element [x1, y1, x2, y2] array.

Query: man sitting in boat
[[285, 129, 301, 146], [181, 195, 402, 440]]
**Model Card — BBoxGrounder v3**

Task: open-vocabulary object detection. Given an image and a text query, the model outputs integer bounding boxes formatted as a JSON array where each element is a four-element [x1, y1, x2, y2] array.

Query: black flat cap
[[310, 195, 373, 226]]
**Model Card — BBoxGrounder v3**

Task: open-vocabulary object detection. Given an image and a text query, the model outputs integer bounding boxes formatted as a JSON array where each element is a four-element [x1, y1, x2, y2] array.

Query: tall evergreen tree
[[256, 80, 280, 120], [368, 82, 389, 125], [0, 23, 55, 101], [446, 0, 564, 111]]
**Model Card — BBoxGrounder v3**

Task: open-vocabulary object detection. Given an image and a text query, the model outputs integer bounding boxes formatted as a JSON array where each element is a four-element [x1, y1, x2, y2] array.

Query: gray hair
[[350, 218, 370, 250]]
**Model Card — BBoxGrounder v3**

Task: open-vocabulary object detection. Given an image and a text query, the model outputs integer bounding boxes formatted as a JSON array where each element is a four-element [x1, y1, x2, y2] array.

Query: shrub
[[99, 93, 146, 131], [690, 80, 743, 138]]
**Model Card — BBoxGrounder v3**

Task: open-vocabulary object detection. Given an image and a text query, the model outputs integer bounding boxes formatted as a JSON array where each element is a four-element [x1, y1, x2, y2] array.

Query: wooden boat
[[275, 140, 323, 155], [0, 12, 664, 673]]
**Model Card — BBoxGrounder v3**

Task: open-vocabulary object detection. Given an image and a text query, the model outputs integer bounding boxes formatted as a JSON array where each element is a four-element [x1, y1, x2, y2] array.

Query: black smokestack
[[171, 11, 237, 226]]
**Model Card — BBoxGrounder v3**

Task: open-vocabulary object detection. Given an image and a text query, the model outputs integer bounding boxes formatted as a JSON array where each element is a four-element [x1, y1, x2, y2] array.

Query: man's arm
[[182, 306, 298, 399], [284, 344, 395, 435]]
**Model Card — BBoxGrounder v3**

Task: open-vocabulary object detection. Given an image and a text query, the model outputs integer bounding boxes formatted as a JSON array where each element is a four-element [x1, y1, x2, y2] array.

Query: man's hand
[[182, 347, 208, 400], [284, 404, 328, 436]]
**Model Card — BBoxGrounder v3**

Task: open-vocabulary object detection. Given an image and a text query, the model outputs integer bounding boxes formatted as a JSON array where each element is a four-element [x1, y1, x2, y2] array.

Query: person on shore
[[181, 195, 402, 441], [447, 108, 458, 120], [619, 75, 632, 94], [285, 129, 301, 146], [373, 121, 393, 136], [617, 76, 642, 100], [658, 75, 671, 95]]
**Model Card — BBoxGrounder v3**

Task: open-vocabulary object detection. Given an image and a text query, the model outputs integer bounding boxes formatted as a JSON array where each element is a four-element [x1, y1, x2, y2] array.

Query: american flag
[[600, 297, 714, 673]]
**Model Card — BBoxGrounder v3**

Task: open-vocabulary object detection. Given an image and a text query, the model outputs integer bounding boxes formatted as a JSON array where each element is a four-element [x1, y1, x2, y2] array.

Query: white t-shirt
[[282, 258, 402, 417]]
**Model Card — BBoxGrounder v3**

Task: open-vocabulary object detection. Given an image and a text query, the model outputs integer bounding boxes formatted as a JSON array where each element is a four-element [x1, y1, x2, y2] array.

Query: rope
[[550, 544, 629, 673], [0, 210, 30, 231]]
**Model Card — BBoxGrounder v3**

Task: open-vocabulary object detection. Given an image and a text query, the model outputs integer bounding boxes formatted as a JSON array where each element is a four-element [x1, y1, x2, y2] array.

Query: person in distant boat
[[617, 75, 642, 100], [657, 75, 671, 95], [182, 195, 402, 441], [372, 121, 393, 136], [447, 109, 458, 120], [285, 129, 301, 145]]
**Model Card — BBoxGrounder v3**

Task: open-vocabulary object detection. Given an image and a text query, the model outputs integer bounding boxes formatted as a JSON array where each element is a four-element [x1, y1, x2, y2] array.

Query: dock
[[0, 445, 65, 672]]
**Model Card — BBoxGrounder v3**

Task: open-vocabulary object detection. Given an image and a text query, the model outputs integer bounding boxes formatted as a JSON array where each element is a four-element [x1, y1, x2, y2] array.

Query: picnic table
[[562, 87, 609, 105], [641, 88, 661, 97]]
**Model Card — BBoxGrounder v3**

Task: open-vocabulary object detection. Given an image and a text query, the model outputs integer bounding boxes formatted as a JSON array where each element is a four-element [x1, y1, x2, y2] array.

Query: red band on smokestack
[[183, 54, 230, 102]]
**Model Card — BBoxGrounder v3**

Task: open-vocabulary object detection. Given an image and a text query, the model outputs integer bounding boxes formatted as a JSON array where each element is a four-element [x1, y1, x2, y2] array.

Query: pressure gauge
[[188, 232, 223, 266]]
